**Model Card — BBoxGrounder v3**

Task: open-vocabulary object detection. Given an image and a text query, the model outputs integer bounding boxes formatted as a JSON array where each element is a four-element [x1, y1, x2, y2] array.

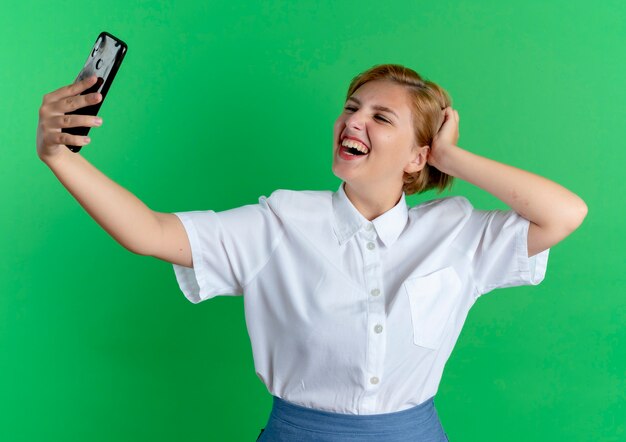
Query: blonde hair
[[345, 64, 454, 195]]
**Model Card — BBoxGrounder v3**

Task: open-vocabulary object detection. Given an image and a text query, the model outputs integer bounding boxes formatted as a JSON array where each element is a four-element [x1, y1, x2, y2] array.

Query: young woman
[[37, 64, 587, 441]]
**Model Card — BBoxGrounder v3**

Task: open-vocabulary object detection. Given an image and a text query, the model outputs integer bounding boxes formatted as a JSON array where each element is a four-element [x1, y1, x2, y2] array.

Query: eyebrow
[[346, 96, 399, 119]]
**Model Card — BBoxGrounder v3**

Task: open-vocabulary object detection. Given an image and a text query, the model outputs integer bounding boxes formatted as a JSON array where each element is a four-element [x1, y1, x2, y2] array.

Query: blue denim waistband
[[269, 396, 438, 435]]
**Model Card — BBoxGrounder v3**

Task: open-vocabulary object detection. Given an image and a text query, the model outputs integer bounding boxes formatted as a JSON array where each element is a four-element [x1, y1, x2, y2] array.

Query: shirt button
[[365, 224, 374, 231], [370, 288, 380, 296], [370, 376, 380, 385], [366, 242, 376, 250], [374, 324, 383, 334]]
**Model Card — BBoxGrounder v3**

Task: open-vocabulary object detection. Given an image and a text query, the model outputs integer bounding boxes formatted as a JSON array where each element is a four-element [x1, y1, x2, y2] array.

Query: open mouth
[[339, 137, 370, 157], [341, 146, 367, 156]]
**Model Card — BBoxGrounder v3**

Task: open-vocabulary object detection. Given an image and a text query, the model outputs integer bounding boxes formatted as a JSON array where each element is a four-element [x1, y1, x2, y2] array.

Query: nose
[[345, 111, 364, 130]]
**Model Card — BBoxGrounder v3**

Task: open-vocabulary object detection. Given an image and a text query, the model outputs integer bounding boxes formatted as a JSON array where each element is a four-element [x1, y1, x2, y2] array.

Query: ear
[[404, 145, 430, 174]]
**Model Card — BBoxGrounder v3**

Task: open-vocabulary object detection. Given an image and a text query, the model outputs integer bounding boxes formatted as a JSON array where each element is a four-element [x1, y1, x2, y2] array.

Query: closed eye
[[343, 106, 390, 123]]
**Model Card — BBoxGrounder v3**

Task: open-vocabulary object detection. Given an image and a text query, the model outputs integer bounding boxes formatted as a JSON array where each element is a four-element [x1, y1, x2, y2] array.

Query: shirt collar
[[331, 182, 409, 248]]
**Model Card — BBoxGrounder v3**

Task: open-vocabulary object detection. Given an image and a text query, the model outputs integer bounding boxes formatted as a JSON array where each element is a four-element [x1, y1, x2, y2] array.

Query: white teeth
[[341, 138, 370, 154]]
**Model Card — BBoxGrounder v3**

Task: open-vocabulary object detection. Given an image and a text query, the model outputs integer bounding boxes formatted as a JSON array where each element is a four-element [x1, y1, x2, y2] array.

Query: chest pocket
[[403, 266, 462, 349]]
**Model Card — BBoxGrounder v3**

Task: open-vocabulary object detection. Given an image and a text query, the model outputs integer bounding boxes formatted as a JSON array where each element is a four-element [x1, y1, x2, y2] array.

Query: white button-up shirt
[[172, 182, 550, 415]]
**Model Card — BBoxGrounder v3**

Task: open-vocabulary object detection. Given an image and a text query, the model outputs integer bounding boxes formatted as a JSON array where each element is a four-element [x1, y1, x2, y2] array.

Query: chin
[[331, 160, 349, 182], [332, 169, 361, 189], [332, 149, 366, 185]]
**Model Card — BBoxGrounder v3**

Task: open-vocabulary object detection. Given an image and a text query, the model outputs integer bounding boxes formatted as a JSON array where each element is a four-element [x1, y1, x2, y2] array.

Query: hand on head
[[427, 107, 460, 169]]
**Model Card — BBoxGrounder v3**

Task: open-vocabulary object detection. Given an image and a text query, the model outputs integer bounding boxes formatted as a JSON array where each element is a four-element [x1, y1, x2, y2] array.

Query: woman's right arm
[[37, 75, 192, 268]]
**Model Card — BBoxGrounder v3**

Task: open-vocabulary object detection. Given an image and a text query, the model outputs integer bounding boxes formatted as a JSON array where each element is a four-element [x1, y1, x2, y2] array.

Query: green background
[[2, 0, 624, 440]]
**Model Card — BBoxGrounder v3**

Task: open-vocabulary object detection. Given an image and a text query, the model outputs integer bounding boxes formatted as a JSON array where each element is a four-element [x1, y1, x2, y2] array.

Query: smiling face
[[332, 80, 429, 198]]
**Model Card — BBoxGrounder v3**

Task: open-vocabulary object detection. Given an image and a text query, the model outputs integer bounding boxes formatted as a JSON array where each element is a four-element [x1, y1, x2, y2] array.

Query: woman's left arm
[[428, 107, 588, 257]]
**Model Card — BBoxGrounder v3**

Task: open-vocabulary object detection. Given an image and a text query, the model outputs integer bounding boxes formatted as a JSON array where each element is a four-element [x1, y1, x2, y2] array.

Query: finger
[[440, 107, 450, 122], [51, 114, 102, 129], [447, 107, 455, 120], [51, 91, 102, 114], [446, 108, 457, 121], [51, 131, 92, 148], [439, 108, 451, 129], [43, 75, 98, 104]]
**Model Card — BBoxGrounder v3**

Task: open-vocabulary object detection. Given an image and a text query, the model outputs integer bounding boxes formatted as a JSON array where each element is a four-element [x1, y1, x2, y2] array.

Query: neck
[[343, 182, 403, 221]]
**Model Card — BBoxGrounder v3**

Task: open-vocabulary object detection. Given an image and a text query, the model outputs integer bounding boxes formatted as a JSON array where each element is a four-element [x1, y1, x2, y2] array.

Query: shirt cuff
[[516, 216, 550, 286], [171, 212, 206, 304]]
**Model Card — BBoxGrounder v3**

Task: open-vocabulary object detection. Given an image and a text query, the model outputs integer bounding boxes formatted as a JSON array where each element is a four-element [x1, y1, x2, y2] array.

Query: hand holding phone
[[37, 75, 104, 162], [61, 31, 127, 152]]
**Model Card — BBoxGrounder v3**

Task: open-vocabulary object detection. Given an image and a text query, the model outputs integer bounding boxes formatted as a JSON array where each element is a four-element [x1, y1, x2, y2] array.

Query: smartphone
[[62, 31, 128, 152]]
